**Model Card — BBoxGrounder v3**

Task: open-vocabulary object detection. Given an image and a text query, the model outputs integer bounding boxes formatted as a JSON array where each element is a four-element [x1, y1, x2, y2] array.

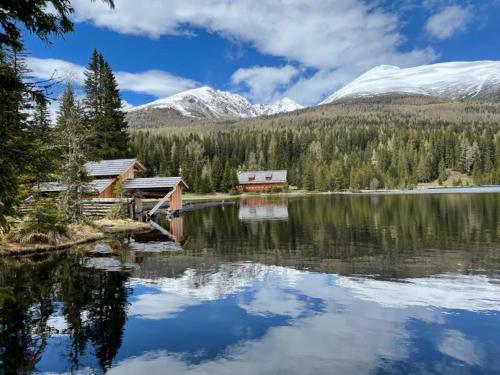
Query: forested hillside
[[131, 99, 500, 193]]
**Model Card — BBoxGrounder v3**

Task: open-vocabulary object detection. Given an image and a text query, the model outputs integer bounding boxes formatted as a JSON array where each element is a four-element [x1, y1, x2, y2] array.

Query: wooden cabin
[[37, 159, 188, 215], [123, 177, 188, 211], [85, 159, 146, 198], [236, 170, 287, 193]]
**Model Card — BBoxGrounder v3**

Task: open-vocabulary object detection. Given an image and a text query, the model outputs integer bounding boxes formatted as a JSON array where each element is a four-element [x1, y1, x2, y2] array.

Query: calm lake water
[[1, 194, 500, 374]]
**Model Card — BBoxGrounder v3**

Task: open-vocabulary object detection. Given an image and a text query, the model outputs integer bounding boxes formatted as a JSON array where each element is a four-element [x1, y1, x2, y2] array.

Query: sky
[[24, 0, 500, 108]]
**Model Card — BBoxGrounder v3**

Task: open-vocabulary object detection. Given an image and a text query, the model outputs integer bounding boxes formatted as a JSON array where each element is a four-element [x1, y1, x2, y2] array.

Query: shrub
[[106, 203, 128, 220], [7, 199, 68, 245]]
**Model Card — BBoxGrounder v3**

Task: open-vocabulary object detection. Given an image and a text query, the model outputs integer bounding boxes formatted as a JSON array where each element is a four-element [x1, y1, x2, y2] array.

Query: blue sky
[[24, 0, 500, 107]]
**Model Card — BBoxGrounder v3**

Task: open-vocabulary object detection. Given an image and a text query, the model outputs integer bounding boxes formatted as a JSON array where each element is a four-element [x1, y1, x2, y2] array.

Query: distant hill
[[126, 61, 500, 128], [125, 86, 303, 128]]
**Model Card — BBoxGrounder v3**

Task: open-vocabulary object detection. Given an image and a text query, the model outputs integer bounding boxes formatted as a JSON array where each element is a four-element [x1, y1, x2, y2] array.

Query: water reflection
[[238, 197, 289, 221], [0, 254, 130, 374], [1, 193, 500, 373], [126, 217, 185, 252], [110, 264, 500, 374]]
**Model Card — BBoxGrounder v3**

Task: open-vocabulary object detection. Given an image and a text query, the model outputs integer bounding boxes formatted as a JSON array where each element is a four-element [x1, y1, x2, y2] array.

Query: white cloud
[[71, 0, 437, 104], [28, 57, 86, 84], [115, 70, 197, 97], [26, 57, 197, 98], [425, 5, 472, 39], [438, 330, 483, 366], [231, 65, 299, 103]]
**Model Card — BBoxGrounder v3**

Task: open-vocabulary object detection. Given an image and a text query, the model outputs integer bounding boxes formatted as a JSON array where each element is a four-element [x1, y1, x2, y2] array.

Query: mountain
[[127, 86, 303, 120], [254, 97, 304, 116], [321, 61, 500, 104]]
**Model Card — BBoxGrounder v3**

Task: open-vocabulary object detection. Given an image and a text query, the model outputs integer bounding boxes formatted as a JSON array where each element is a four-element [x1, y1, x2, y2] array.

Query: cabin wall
[[120, 164, 137, 180], [168, 185, 183, 210], [168, 217, 184, 242], [97, 179, 117, 198], [237, 183, 285, 193]]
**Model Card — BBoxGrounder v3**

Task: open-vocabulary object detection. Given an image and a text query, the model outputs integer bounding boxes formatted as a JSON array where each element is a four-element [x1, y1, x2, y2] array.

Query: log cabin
[[236, 170, 287, 193], [38, 159, 188, 214]]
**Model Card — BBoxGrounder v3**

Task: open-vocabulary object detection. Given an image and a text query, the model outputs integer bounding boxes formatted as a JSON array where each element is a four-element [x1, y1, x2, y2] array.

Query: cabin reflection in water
[[238, 197, 288, 221], [128, 216, 186, 252]]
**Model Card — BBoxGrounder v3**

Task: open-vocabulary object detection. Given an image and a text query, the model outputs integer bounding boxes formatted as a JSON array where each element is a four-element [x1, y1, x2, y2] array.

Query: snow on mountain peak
[[321, 60, 500, 104], [127, 87, 303, 119]]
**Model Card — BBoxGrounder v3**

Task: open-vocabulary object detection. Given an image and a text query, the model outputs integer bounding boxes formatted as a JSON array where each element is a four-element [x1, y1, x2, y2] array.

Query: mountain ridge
[[126, 86, 303, 119], [321, 61, 500, 104]]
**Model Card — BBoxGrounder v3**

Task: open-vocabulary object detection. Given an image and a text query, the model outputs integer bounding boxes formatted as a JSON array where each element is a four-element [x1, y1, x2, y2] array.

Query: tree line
[[0, 0, 127, 231], [131, 118, 500, 193]]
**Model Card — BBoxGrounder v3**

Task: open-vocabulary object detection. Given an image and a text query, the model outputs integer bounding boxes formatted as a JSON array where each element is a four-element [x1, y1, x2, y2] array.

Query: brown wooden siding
[[168, 217, 184, 242], [120, 163, 136, 180], [168, 185, 183, 210], [98, 179, 117, 198], [236, 183, 285, 193]]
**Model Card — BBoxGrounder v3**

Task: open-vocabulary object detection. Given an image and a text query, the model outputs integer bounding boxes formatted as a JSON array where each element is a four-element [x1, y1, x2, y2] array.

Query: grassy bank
[[183, 182, 496, 202], [183, 190, 317, 202], [0, 219, 151, 256]]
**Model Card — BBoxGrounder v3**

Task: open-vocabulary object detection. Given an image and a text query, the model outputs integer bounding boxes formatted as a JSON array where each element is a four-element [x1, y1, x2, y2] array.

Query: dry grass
[[92, 219, 151, 233], [0, 219, 150, 255]]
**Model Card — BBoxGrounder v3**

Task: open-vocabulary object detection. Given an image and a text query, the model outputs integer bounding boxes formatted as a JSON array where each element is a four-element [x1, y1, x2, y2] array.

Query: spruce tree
[[57, 83, 90, 223], [84, 50, 129, 160], [30, 99, 58, 193], [0, 48, 29, 230]]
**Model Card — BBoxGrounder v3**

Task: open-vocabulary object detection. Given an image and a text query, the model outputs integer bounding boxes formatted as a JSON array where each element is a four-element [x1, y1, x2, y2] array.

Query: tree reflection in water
[[0, 254, 130, 374]]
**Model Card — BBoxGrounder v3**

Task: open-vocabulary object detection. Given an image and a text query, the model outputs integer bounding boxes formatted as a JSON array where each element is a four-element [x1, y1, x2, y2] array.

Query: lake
[[1, 193, 500, 374]]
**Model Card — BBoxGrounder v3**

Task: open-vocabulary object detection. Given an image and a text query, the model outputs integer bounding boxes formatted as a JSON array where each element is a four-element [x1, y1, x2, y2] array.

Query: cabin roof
[[38, 179, 114, 194], [237, 170, 287, 185], [85, 159, 146, 177], [123, 177, 188, 190]]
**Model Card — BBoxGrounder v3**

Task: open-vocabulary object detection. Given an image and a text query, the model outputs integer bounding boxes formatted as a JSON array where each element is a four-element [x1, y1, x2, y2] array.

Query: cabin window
[[248, 174, 255, 181], [265, 173, 273, 181]]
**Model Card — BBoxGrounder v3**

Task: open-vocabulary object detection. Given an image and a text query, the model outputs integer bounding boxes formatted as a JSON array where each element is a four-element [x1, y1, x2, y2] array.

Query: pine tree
[[84, 50, 129, 160], [438, 159, 447, 185], [221, 162, 235, 192], [0, 48, 29, 230], [30, 99, 58, 193], [57, 83, 90, 223]]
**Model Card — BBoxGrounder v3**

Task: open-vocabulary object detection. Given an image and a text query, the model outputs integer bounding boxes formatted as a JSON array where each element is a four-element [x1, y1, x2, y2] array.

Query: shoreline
[[0, 219, 151, 257], [183, 185, 500, 202]]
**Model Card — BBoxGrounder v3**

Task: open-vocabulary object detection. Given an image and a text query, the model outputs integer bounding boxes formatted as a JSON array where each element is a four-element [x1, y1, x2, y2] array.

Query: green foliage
[[131, 115, 500, 192], [105, 204, 127, 220], [7, 199, 67, 244], [0, 0, 115, 231], [106, 178, 128, 219], [0, 0, 114, 50], [0, 48, 40, 231], [84, 49, 130, 159], [57, 83, 91, 223], [438, 160, 447, 185]]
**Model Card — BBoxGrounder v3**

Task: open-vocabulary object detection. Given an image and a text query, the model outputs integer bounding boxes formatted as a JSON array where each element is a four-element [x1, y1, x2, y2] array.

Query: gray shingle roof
[[123, 177, 186, 190], [38, 179, 114, 193], [237, 170, 287, 184], [85, 159, 144, 177]]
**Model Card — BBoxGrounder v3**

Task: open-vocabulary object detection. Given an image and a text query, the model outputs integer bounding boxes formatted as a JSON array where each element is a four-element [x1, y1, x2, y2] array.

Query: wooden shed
[[37, 159, 188, 216], [85, 159, 146, 198], [123, 177, 188, 214], [236, 170, 287, 192]]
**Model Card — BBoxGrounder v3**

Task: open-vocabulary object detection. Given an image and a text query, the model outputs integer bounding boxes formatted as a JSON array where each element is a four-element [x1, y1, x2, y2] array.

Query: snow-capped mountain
[[321, 61, 500, 104], [254, 97, 304, 116], [127, 86, 303, 119]]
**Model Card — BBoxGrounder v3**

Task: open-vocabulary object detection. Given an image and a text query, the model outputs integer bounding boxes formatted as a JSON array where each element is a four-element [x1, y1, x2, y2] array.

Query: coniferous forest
[[0, 0, 125, 232], [131, 102, 500, 193]]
